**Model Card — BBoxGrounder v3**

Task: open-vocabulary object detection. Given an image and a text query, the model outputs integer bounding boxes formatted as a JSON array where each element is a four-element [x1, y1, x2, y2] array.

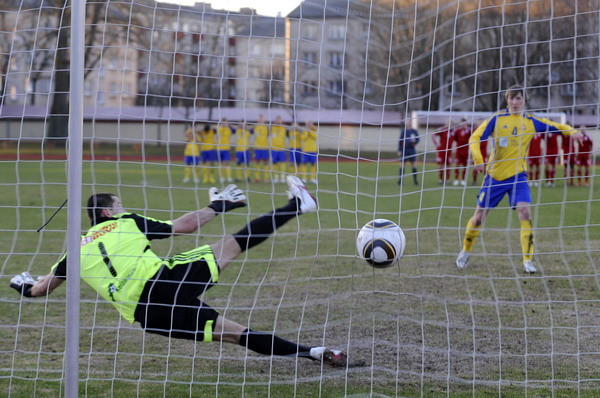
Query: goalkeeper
[[10, 177, 347, 367], [456, 84, 582, 274]]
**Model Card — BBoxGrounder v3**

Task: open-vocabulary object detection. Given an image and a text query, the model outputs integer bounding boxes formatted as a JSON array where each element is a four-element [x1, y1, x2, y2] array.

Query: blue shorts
[[236, 151, 251, 165], [303, 152, 317, 165], [289, 149, 303, 164], [184, 156, 199, 166], [217, 150, 231, 162], [477, 172, 531, 209], [255, 149, 269, 161], [201, 150, 216, 163], [271, 150, 286, 164]]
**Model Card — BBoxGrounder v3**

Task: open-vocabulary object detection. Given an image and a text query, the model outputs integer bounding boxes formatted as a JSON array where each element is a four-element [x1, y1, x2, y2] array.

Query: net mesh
[[1, 0, 598, 396]]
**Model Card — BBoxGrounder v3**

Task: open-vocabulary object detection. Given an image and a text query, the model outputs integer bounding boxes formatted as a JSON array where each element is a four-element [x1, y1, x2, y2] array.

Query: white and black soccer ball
[[356, 219, 406, 268]]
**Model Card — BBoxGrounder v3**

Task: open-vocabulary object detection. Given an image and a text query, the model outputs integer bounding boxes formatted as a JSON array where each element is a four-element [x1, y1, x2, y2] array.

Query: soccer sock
[[254, 165, 261, 180], [462, 218, 481, 252], [520, 220, 534, 263], [310, 165, 317, 180], [399, 168, 404, 179], [233, 199, 300, 252], [263, 163, 270, 181], [184, 167, 192, 180], [412, 167, 418, 183], [239, 328, 314, 359], [225, 166, 232, 180]]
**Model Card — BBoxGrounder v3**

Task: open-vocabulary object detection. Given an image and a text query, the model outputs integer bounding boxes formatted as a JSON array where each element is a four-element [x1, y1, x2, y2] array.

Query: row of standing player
[[183, 115, 319, 185], [431, 120, 593, 187], [397, 121, 478, 186]]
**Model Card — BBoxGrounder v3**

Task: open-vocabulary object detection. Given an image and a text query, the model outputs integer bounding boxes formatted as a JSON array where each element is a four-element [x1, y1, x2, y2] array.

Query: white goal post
[[1, 1, 599, 397]]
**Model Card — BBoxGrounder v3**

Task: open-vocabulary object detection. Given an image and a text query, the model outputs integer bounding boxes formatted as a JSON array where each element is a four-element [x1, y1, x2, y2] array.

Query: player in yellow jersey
[[301, 120, 318, 184], [270, 115, 288, 183], [234, 122, 252, 182], [182, 126, 200, 183], [288, 122, 304, 176], [456, 85, 582, 274], [216, 118, 234, 183], [10, 181, 349, 367], [252, 114, 270, 183], [199, 124, 217, 184]]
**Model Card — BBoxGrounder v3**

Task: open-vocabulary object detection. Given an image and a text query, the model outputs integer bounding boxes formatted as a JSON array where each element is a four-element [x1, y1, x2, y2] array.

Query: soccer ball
[[356, 219, 406, 268]]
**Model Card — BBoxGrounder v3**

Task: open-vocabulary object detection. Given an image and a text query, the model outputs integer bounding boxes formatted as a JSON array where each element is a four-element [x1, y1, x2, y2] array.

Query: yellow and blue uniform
[[301, 126, 318, 182], [288, 127, 304, 171], [199, 126, 217, 183], [50, 213, 220, 341], [252, 123, 270, 181], [234, 127, 252, 180], [271, 124, 287, 179], [217, 125, 234, 181], [183, 128, 200, 182], [462, 109, 577, 265], [471, 110, 576, 208]]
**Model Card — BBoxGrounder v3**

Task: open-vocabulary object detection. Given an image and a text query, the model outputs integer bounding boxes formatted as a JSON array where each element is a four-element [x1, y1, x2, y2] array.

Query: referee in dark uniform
[[398, 124, 420, 185]]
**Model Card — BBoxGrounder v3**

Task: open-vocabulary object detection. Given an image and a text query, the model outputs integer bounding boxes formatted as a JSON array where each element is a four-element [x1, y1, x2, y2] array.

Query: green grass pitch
[[0, 158, 599, 397]]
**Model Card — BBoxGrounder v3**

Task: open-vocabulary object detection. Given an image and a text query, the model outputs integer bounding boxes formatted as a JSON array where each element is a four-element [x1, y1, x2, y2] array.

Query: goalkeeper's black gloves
[[10, 272, 35, 297], [207, 184, 247, 214]]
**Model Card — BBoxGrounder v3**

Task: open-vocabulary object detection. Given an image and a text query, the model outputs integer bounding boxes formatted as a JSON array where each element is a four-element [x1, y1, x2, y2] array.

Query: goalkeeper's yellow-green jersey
[[51, 213, 172, 323], [470, 110, 576, 181]]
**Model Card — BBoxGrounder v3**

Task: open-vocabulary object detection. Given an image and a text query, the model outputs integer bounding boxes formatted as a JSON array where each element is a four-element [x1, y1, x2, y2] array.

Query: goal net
[[1, 0, 598, 396]]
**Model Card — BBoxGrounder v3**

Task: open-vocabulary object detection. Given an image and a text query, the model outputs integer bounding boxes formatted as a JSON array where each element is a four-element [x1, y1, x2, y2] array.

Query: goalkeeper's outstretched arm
[[171, 184, 247, 234], [10, 271, 64, 298]]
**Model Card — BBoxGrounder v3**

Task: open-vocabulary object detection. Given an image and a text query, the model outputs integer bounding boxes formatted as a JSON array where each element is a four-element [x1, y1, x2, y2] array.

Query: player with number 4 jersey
[[457, 84, 581, 274]]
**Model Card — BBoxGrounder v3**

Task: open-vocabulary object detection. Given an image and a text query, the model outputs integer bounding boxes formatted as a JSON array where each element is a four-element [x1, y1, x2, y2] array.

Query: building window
[[329, 52, 343, 67], [302, 52, 317, 64], [328, 80, 343, 95], [329, 24, 345, 40], [561, 83, 575, 96], [301, 24, 317, 40], [302, 81, 317, 95]]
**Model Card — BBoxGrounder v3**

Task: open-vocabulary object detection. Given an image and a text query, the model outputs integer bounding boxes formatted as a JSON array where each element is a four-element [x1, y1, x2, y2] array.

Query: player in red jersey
[[544, 133, 560, 186], [527, 133, 543, 187], [576, 128, 593, 187], [451, 119, 472, 186], [562, 133, 577, 185], [432, 122, 453, 184]]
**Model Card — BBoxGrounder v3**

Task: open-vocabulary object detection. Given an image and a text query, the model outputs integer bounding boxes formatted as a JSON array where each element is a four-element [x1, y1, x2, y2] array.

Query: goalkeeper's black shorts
[[134, 245, 220, 342]]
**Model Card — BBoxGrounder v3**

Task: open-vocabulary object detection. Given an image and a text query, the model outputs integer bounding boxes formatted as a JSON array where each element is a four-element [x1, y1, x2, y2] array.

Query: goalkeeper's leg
[[211, 176, 316, 270]]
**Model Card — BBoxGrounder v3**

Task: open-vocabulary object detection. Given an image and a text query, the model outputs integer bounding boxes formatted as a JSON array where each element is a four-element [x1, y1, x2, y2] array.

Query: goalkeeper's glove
[[10, 272, 35, 298], [207, 184, 247, 214]]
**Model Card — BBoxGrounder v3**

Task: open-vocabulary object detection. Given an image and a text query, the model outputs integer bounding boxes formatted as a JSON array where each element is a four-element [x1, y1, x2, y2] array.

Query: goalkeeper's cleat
[[523, 260, 537, 274], [456, 251, 470, 269], [182, 177, 190, 183], [310, 347, 347, 367], [286, 175, 317, 213]]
